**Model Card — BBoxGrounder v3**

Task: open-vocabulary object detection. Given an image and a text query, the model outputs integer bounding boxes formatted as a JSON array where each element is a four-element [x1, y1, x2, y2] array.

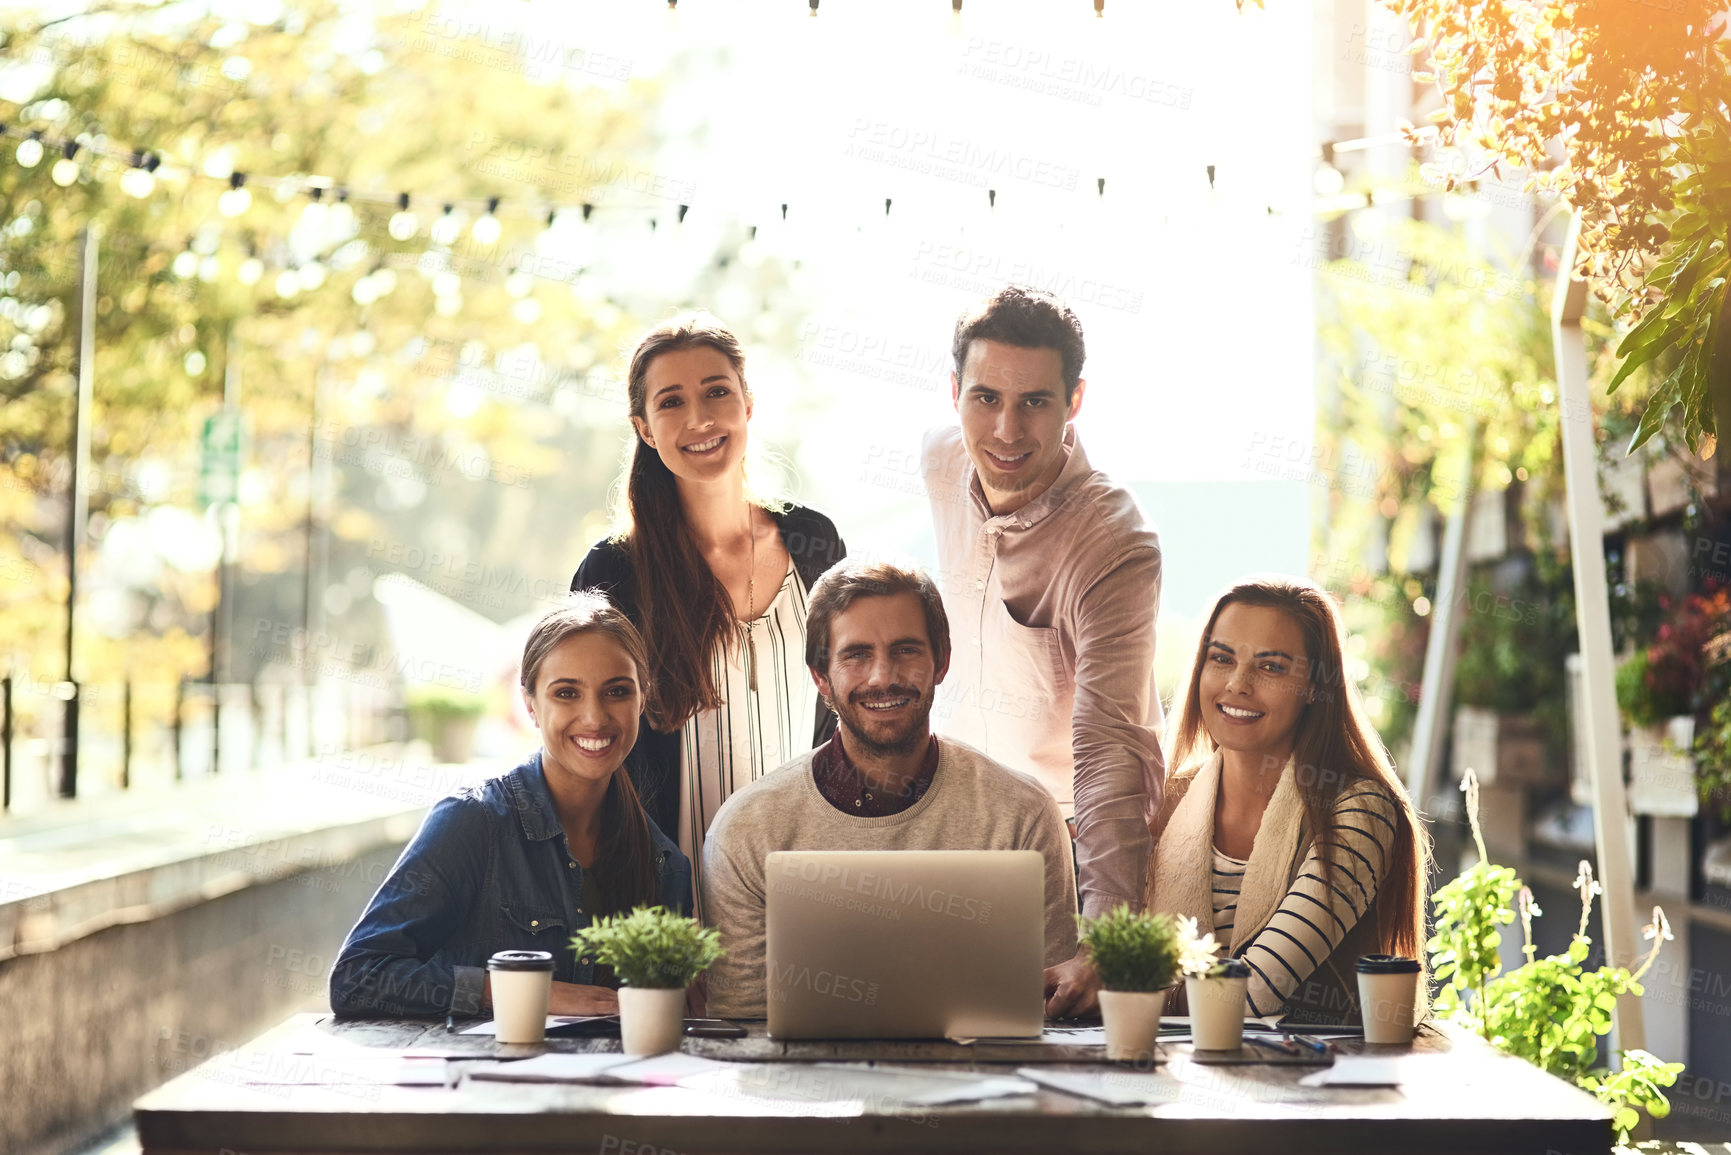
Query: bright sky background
[[428, 0, 1320, 689]]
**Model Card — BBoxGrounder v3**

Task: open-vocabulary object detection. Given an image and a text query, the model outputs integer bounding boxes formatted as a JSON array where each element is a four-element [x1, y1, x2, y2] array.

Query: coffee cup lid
[[1356, 954, 1420, 975], [488, 950, 554, 972]]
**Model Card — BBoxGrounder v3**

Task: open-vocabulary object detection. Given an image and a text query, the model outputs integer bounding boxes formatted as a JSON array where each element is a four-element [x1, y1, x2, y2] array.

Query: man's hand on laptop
[[1043, 952, 1102, 1017]]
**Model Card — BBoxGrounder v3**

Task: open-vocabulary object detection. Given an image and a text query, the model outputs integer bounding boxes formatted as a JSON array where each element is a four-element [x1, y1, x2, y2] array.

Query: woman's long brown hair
[[1167, 575, 1433, 962], [520, 594, 660, 914], [612, 312, 783, 732]]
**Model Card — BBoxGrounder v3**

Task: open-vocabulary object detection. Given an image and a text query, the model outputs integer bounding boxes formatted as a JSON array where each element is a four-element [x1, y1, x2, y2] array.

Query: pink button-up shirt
[[923, 423, 1164, 919]]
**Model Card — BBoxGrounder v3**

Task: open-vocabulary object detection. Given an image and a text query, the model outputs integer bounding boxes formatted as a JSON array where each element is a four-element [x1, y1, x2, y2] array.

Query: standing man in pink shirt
[[922, 285, 1165, 1016]]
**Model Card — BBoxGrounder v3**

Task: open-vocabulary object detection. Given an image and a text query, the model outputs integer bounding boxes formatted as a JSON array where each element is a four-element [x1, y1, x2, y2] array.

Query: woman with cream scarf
[[1145, 576, 1431, 1022]]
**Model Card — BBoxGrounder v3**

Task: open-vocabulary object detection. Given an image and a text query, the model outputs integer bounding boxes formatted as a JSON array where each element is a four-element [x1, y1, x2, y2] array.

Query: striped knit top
[[1228, 785, 1401, 1017], [1211, 846, 1246, 938], [679, 562, 818, 919]]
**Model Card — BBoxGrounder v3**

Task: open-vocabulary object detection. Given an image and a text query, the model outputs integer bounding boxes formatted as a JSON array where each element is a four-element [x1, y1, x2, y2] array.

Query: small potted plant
[[570, 906, 724, 1056], [1177, 915, 1252, 1051], [404, 684, 487, 763], [1077, 905, 1179, 1062], [1615, 589, 1731, 817]]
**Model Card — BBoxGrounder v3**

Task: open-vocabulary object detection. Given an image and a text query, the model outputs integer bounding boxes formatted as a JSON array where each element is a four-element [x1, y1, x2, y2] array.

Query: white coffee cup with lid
[[488, 950, 554, 1044], [1356, 954, 1420, 1044]]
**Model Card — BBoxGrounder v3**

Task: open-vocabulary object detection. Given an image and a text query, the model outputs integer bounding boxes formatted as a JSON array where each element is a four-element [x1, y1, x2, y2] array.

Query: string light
[[430, 203, 461, 246], [15, 131, 43, 168], [119, 151, 160, 198], [237, 255, 264, 285], [50, 141, 80, 186], [387, 192, 417, 241], [218, 172, 252, 216], [472, 196, 502, 246]]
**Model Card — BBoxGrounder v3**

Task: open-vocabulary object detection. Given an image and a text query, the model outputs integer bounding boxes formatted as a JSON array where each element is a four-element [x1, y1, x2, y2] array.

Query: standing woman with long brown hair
[[573, 313, 846, 915], [1143, 575, 1432, 1022]]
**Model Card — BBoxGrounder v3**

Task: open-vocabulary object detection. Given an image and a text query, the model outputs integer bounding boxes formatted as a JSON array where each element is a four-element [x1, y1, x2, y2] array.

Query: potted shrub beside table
[[405, 685, 486, 764], [1077, 905, 1179, 1062], [571, 906, 723, 1056]]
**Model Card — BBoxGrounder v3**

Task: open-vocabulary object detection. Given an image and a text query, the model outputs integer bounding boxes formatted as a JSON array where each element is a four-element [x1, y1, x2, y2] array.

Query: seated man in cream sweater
[[702, 557, 1078, 1020]]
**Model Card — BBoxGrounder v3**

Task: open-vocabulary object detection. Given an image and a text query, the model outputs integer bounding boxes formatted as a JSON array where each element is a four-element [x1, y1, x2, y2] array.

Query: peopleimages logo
[[769, 962, 879, 1006], [775, 858, 993, 924]]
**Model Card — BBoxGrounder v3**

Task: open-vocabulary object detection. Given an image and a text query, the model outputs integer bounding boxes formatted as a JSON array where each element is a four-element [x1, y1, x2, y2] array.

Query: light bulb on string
[[119, 152, 158, 198], [15, 133, 43, 168], [300, 186, 328, 232], [237, 256, 264, 285], [328, 189, 356, 236], [298, 261, 327, 290], [387, 192, 418, 241], [371, 267, 397, 297], [274, 269, 301, 298], [430, 204, 461, 246], [50, 142, 80, 187], [472, 197, 502, 246], [218, 173, 252, 216]]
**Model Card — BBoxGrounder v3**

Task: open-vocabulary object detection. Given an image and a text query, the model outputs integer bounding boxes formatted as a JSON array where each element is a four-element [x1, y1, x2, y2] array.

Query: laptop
[[764, 849, 1045, 1040]]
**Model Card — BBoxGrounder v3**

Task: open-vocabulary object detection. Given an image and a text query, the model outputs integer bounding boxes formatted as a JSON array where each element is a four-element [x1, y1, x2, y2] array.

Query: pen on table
[[1284, 1033, 1333, 1055]]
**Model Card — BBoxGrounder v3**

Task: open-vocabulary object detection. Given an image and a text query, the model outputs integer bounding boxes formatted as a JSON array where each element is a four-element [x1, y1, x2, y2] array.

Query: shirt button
[[530, 920, 539, 927], [568, 861, 576, 868], [974, 580, 984, 591]]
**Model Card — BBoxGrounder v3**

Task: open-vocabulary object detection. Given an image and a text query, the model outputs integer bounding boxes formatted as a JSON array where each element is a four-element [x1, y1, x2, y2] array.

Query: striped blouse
[[680, 562, 818, 919], [1232, 785, 1401, 1017], [1211, 846, 1246, 938]]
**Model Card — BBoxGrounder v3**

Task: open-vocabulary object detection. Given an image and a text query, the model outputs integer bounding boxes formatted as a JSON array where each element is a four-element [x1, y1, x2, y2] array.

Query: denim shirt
[[329, 752, 693, 1018]]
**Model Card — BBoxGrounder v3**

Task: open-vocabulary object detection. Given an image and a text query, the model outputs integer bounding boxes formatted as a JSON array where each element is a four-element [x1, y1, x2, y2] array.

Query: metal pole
[[58, 225, 98, 799], [3, 674, 12, 811], [121, 677, 132, 790], [1552, 213, 1645, 1051], [212, 324, 241, 774], [1405, 421, 1478, 814]]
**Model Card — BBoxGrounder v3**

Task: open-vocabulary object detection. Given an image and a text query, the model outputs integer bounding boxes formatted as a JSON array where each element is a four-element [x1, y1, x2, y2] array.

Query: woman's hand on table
[[548, 981, 620, 1016]]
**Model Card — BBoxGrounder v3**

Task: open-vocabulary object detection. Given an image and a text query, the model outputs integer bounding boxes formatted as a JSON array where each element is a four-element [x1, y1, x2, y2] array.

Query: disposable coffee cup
[[488, 950, 554, 1044], [1356, 955, 1420, 1044]]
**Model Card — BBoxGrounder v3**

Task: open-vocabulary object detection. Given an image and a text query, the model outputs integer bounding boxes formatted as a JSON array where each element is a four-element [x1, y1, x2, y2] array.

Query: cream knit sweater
[[702, 738, 1079, 1019]]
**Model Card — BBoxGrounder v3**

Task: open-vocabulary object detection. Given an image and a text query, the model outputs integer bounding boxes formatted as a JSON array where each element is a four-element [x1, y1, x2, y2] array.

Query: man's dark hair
[[805, 559, 951, 675], [950, 286, 1086, 401]]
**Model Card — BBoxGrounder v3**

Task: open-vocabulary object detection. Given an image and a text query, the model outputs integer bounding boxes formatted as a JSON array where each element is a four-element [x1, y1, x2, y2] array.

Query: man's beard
[[835, 684, 933, 759]]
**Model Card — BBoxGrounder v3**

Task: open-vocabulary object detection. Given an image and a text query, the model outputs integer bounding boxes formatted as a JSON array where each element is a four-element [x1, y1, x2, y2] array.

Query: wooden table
[[134, 1014, 1614, 1155]]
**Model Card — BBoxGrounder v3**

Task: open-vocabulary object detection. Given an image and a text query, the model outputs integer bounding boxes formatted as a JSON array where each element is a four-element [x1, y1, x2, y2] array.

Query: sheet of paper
[[242, 1055, 449, 1086], [1299, 1055, 1417, 1087], [458, 1015, 613, 1037], [682, 1062, 1036, 1106], [614, 1052, 735, 1085], [467, 1053, 638, 1083], [1017, 1067, 1182, 1107]]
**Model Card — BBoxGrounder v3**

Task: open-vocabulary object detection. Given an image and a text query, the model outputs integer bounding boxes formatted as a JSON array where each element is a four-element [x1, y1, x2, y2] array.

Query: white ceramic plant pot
[[1186, 975, 1249, 1051], [1098, 988, 1167, 1062], [618, 986, 687, 1056]]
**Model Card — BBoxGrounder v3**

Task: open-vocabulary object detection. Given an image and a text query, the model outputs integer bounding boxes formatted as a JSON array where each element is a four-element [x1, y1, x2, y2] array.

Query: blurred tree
[[0, 2, 808, 745]]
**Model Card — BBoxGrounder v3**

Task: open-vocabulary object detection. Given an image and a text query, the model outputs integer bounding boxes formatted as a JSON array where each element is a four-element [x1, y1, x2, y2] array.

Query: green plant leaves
[[1428, 855, 1682, 1147], [1077, 906, 1180, 993], [569, 905, 723, 990]]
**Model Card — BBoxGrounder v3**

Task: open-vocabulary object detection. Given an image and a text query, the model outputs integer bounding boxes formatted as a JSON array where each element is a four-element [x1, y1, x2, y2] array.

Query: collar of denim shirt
[[502, 752, 567, 843]]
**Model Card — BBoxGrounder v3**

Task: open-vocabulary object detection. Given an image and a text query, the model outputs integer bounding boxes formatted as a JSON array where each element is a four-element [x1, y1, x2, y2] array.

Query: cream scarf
[[1148, 750, 1307, 954]]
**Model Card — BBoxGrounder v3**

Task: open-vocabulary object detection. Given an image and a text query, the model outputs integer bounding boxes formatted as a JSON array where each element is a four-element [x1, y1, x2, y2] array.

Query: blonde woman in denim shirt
[[330, 594, 693, 1019]]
